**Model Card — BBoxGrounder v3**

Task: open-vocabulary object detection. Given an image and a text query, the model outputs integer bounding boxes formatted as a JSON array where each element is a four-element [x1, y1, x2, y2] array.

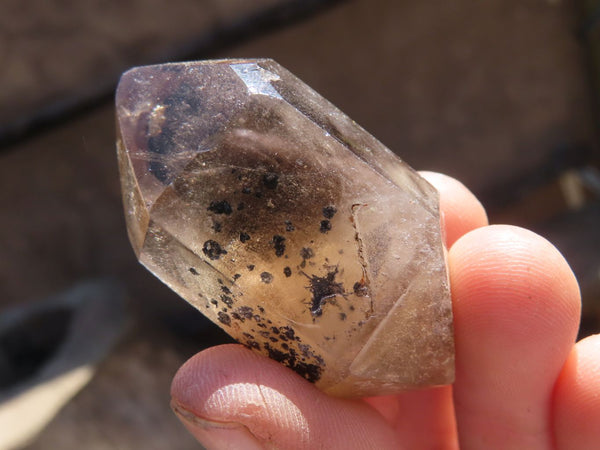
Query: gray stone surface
[[0, 0, 316, 140]]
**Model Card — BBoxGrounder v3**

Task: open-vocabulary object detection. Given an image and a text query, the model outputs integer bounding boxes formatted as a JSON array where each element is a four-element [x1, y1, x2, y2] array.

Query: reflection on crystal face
[[116, 59, 454, 397], [231, 62, 283, 99]]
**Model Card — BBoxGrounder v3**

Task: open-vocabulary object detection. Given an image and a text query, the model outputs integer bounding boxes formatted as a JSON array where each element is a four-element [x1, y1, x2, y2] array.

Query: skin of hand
[[170, 172, 599, 450]]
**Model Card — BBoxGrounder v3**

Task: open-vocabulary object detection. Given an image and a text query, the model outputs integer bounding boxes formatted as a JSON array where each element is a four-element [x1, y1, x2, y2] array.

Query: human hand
[[170, 172, 598, 449]]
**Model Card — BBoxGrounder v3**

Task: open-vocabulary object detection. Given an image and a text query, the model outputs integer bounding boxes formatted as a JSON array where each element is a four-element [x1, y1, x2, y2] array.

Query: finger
[[362, 172, 486, 448], [364, 386, 459, 450], [553, 334, 600, 450], [171, 344, 402, 449], [450, 225, 581, 449], [419, 171, 488, 247]]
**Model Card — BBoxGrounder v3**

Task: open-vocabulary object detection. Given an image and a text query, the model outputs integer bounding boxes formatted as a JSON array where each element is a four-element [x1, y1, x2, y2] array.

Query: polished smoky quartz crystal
[[116, 59, 454, 397]]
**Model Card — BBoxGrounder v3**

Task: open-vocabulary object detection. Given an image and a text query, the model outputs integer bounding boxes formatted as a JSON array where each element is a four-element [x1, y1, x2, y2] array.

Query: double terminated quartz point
[[116, 59, 454, 397]]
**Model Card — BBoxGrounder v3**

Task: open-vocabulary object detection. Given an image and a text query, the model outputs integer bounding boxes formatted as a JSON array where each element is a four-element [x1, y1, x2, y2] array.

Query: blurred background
[[1, 0, 599, 448]]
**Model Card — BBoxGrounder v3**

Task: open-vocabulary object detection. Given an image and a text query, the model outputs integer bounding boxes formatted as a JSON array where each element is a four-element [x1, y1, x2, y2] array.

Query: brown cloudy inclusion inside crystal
[[116, 59, 454, 397]]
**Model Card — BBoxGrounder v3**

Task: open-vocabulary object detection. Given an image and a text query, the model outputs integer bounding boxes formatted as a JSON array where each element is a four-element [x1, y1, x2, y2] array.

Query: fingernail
[[171, 401, 264, 449]]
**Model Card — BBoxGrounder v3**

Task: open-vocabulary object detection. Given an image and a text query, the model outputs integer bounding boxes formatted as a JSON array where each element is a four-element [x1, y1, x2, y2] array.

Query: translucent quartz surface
[[116, 59, 454, 397]]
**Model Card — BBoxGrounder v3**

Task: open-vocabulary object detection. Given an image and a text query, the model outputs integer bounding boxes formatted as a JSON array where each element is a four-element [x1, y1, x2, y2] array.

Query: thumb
[[171, 344, 400, 449]]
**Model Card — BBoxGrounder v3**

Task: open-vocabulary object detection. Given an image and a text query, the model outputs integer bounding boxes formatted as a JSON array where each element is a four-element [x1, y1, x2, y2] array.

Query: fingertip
[[450, 225, 581, 339], [449, 225, 581, 448], [171, 344, 315, 448], [553, 334, 600, 450], [419, 171, 488, 247], [171, 344, 399, 449]]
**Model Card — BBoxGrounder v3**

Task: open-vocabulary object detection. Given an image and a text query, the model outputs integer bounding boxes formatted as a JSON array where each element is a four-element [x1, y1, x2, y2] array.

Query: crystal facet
[[116, 59, 454, 397]]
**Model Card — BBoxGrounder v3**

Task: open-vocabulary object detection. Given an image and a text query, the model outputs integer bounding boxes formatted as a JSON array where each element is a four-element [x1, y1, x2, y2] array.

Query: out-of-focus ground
[[0, 0, 598, 448]]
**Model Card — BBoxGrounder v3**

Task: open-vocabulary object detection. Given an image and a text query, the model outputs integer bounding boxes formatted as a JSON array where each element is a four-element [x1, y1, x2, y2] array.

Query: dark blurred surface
[[0, 0, 598, 448], [0, 0, 335, 144]]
